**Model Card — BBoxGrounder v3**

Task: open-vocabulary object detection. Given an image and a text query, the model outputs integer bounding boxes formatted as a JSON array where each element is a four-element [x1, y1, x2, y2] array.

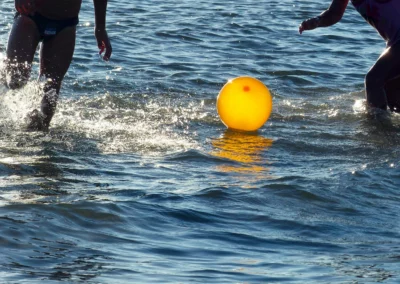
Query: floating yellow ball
[[217, 76, 272, 131]]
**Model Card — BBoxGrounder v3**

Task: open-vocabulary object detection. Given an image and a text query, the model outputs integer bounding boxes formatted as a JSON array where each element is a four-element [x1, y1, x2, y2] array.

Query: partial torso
[[351, 0, 400, 47], [36, 0, 83, 20]]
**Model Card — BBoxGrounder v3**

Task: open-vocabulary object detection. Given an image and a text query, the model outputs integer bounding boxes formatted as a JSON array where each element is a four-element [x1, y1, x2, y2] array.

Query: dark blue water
[[1, 0, 399, 283]]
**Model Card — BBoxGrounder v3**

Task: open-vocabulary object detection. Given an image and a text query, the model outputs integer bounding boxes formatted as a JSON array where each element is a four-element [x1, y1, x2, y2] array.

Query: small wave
[[164, 149, 223, 162]]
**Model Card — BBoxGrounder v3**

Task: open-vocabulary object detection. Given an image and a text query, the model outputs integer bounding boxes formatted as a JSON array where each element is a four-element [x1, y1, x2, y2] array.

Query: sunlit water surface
[[0, 0, 399, 283]]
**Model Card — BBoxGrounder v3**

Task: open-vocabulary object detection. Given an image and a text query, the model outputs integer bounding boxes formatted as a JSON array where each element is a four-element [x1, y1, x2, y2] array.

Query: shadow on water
[[0, 127, 103, 205], [0, 201, 119, 282], [0, 128, 118, 282], [5, 251, 112, 282]]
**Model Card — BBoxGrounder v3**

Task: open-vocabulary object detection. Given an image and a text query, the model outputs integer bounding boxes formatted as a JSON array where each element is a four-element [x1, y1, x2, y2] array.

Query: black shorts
[[14, 12, 79, 41]]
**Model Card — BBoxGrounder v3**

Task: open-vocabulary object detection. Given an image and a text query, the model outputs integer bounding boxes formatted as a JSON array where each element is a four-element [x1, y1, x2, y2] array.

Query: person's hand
[[15, 0, 41, 15], [95, 28, 112, 61], [299, 17, 320, 34]]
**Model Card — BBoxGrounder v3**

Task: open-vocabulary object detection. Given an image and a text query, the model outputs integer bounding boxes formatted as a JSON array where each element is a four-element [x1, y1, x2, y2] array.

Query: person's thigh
[[6, 14, 41, 88], [40, 26, 76, 92], [368, 43, 400, 84], [373, 43, 400, 112]]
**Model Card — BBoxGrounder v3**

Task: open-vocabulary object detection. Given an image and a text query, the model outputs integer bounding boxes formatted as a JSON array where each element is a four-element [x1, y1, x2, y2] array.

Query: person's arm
[[299, 0, 349, 34], [94, 0, 112, 61]]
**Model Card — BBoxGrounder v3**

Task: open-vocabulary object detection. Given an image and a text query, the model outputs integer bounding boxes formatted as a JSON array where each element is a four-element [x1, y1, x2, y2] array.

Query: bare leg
[[33, 26, 76, 130], [365, 43, 400, 110], [5, 14, 40, 89], [384, 76, 400, 112]]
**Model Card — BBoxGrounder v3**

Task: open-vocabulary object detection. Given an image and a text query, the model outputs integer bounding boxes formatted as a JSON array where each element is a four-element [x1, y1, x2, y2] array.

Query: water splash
[[0, 81, 43, 129], [51, 93, 202, 154]]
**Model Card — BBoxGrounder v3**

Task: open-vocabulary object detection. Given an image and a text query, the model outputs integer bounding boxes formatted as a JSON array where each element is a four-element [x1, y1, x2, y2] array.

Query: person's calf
[[26, 77, 61, 131], [365, 71, 388, 110], [41, 88, 59, 128], [26, 88, 58, 132]]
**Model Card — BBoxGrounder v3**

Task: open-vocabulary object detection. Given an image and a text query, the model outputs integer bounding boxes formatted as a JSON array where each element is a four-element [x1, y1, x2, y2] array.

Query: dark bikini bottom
[[15, 12, 79, 41]]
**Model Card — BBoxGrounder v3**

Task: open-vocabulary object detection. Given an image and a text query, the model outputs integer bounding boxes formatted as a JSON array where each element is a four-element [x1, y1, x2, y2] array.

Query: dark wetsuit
[[15, 12, 79, 41], [351, 0, 400, 47]]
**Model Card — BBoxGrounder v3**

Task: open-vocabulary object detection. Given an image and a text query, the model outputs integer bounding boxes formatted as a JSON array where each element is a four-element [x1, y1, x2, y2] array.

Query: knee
[[42, 76, 62, 93]]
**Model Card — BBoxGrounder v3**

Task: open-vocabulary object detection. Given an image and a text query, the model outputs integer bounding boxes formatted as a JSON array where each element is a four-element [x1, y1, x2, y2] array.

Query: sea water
[[0, 0, 399, 283]]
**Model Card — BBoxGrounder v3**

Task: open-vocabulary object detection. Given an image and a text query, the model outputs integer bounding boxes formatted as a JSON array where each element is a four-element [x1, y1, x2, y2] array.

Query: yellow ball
[[217, 76, 272, 131]]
